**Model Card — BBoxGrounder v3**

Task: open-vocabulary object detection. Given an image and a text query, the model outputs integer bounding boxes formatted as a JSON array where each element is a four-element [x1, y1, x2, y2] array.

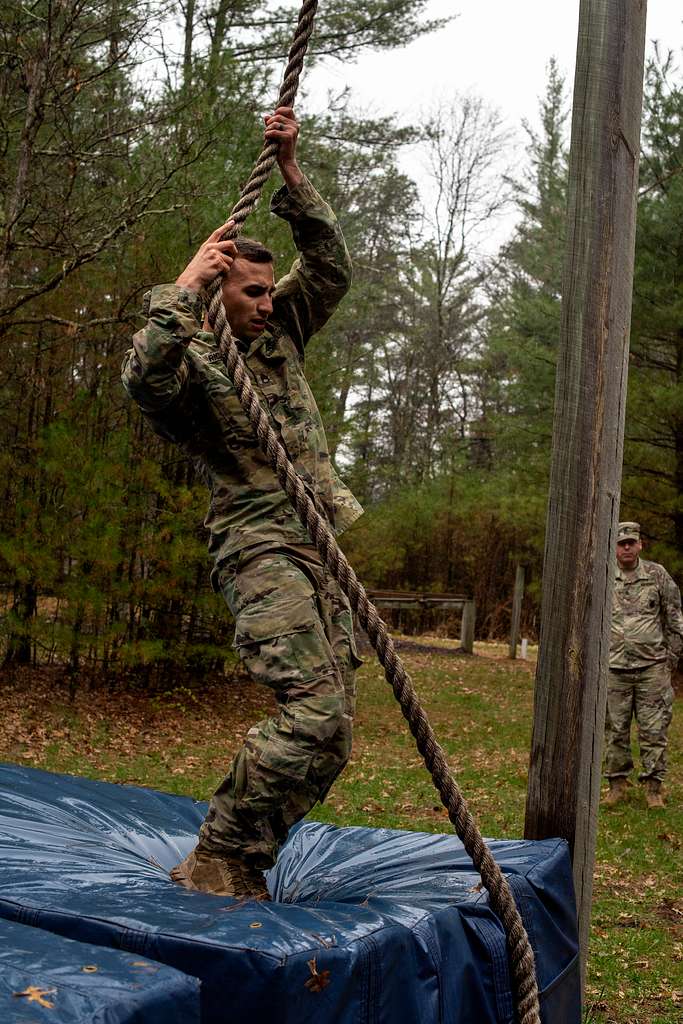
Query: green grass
[[1, 641, 681, 1022]]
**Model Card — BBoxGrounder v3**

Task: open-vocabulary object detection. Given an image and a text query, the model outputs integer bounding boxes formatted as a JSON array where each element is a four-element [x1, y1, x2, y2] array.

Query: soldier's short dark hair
[[235, 237, 274, 263]]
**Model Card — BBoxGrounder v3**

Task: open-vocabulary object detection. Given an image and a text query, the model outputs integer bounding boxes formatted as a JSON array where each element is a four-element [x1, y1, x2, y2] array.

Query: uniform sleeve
[[121, 284, 203, 413], [660, 569, 683, 663], [270, 176, 352, 353]]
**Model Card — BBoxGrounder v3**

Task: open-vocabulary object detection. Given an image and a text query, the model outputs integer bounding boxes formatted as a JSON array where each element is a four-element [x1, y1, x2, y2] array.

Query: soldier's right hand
[[175, 221, 237, 292]]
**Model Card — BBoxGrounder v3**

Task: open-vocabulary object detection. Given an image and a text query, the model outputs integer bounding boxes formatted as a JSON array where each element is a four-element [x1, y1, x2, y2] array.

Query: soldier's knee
[[308, 712, 353, 804], [292, 686, 347, 745]]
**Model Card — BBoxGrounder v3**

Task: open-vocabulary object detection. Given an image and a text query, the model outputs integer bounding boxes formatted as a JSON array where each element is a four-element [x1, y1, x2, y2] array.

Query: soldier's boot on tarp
[[603, 777, 628, 807], [170, 847, 270, 900], [644, 779, 665, 810]]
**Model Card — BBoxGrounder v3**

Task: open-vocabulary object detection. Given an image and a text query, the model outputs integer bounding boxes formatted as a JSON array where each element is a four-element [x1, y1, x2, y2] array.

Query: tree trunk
[[3, 580, 38, 666], [673, 333, 683, 551], [183, 0, 196, 93]]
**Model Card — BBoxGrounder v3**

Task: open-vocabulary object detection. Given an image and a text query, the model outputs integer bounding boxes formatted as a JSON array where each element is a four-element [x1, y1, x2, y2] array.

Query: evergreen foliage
[[1, 5, 681, 681], [625, 50, 683, 573]]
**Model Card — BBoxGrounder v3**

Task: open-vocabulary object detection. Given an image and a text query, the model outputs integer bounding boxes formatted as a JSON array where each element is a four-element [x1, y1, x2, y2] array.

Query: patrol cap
[[617, 521, 640, 541]]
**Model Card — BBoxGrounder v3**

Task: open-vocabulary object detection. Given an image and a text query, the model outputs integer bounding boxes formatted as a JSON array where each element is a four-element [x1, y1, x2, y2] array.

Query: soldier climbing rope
[[201, 1, 541, 1021]]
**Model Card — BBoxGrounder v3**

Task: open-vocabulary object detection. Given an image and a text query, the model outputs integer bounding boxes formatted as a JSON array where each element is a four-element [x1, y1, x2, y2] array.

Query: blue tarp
[[0, 763, 581, 1023], [1, 917, 200, 1023]]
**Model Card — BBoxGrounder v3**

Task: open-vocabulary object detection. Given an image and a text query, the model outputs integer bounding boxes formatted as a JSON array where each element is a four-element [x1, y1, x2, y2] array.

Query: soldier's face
[[616, 538, 642, 569], [221, 258, 276, 341]]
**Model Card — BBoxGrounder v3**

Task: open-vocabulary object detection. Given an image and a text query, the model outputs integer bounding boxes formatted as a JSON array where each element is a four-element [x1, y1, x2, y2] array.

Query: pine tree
[[0, 0, 451, 678], [623, 49, 683, 570], [484, 59, 569, 483]]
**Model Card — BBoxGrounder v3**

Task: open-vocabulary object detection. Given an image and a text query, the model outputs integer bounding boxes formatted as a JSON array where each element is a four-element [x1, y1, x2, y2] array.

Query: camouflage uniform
[[121, 177, 362, 868], [200, 544, 358, 867], [607, 553, 682, 783]]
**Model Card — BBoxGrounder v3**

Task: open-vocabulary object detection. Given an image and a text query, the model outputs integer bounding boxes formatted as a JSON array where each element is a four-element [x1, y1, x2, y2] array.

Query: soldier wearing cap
[[604, 521, 682, 808]]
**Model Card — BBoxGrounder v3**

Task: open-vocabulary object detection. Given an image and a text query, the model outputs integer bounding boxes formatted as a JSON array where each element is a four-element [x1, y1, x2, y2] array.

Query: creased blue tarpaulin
[[1, 916, 200, 1023], [0, 764, 580, 1023]]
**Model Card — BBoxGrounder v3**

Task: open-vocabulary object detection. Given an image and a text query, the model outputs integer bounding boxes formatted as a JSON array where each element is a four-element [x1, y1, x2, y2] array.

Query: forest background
[[2, 0, 683, 685]]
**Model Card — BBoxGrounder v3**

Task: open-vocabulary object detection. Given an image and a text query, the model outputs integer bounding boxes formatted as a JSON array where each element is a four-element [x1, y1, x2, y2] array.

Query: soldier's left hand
[[264, 107, 299, 171]]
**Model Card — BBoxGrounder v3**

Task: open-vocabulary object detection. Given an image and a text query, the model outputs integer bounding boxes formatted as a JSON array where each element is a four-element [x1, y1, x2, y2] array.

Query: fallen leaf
[[615, 914, 640, 928], [221, 898, 251, 912], [13, 986, 57, 1008], [657, 832, 681, 849], [304, 957, 331, 993]]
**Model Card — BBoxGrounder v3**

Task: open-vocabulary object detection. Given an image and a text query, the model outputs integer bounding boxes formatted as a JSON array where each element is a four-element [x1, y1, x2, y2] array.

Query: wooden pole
[[509, 564, 525, 659], [524, 0, 647, 983], [460, 600, 475, 654]]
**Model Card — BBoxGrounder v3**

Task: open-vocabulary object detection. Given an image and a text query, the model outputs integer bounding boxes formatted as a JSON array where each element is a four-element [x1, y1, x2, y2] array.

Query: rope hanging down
[[201, 4, 541, 1021]]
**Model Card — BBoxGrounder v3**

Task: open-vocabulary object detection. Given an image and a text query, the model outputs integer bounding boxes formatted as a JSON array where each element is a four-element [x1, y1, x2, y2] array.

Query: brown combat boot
[[644, 779, 665, 810], [170, 847, 270, 900], [603, 777, 628, 806]]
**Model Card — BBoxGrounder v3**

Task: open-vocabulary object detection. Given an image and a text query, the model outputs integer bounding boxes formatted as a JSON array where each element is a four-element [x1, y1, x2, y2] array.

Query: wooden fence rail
[[365, 591, 476, 653]]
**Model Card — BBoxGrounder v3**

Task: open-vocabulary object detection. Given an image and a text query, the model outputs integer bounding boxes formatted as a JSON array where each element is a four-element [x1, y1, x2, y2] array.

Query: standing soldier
[[121, 108, 362, 898], [604, 522, 682, 808]]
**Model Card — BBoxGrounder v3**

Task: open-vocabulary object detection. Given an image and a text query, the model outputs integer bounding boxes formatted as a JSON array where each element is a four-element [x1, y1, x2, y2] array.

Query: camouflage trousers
[[199, 544, 360, 869], [605, 661, 674, 783]]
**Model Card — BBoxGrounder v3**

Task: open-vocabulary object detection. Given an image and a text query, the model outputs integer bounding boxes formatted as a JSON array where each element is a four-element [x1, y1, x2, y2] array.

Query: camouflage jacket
[[121, 176, 362, 575], [610, 558, 683, 669]]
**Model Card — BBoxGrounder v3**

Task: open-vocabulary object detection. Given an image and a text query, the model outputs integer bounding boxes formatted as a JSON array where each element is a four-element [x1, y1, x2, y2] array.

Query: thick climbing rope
[[202, 3, 541, 1020]]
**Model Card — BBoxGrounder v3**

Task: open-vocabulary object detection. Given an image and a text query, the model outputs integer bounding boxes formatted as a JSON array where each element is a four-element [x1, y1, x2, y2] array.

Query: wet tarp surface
[[1, 917, 200, 1023], [0, 764, 580, 1023]]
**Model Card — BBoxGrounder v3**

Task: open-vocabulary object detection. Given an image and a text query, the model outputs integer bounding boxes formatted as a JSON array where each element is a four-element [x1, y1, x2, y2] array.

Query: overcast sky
[[301, 2, 682, 250], [307, 1, 682, 132]]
